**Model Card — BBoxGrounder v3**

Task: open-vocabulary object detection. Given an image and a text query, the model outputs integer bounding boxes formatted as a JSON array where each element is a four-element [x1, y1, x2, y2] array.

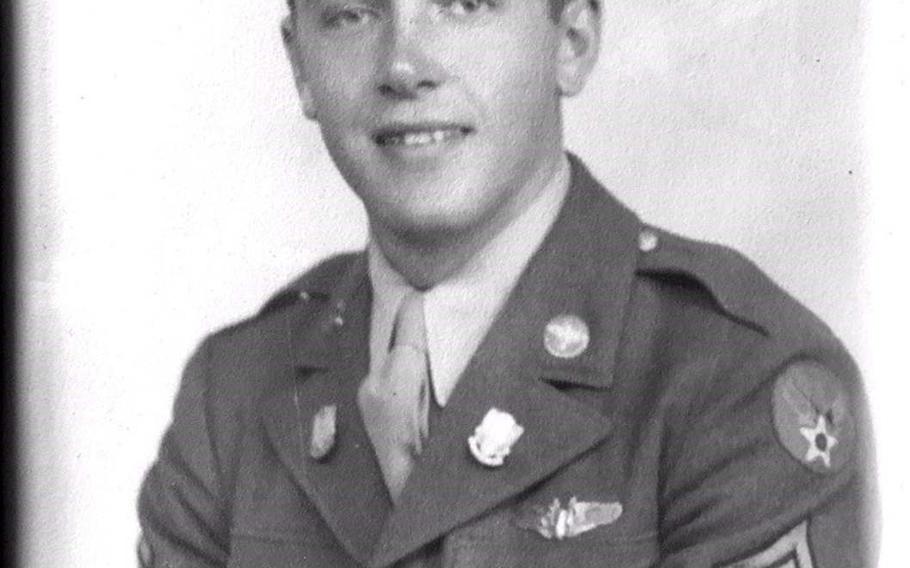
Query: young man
[[137, 0, 876, 566]]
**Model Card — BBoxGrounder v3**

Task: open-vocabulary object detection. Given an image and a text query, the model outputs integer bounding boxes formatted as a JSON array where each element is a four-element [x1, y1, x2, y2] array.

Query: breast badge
[[517, 497, 623, 540], [772, 361, 854, 473], [468, 408, 524, 467]]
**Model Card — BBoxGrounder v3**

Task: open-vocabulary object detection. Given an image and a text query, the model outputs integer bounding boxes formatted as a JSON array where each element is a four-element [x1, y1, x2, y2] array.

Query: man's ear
[[281, 15, 317, 120], [556, 0, 601, 97]]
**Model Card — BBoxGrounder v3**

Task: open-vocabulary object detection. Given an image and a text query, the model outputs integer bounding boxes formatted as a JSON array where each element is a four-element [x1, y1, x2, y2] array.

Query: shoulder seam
[[208, 252, 361, 340], [635, 228, 771, 336], [634, 226, 836, 345]]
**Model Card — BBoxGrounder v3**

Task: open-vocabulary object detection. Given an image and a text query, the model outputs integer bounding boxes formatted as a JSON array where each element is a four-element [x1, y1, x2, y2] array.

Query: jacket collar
[[263, 153, 643, 566], [492, 153, 641, 390], [262, 259, 390, 566], [291, 153, 641, 390], [289, 252, 370, 371], [368, 153, 643, 566]]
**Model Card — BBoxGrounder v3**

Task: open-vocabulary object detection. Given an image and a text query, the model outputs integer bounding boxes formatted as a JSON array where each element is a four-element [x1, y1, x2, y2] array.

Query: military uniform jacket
[[138, 157, 875, 567]]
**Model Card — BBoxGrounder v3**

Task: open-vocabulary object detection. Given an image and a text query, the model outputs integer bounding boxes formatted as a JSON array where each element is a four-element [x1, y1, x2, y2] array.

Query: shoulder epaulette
[[202, 252, 363, 344], [257, 252, 361, 317], [635, 227, 828, 339]]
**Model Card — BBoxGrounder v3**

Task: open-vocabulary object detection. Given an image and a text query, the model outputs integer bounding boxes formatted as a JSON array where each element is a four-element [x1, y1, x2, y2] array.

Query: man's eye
[[322, 5, 379, 29], [442, 0, 496, 18]]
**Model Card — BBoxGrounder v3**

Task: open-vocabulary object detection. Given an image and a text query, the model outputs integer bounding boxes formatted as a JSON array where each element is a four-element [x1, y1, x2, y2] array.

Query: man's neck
[[369, 151, 569, 289]]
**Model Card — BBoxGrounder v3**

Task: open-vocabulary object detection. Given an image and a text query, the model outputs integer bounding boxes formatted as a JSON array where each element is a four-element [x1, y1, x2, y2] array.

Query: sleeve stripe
[[720, 521, 814, 568]]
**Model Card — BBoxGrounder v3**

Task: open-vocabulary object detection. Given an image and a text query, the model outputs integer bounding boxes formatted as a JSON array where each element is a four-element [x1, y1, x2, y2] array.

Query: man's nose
[[377, 15, 446, 99]]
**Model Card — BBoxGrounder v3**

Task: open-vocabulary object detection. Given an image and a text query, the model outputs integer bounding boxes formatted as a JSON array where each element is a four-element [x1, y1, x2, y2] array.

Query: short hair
[[285, 0, 598, 22]]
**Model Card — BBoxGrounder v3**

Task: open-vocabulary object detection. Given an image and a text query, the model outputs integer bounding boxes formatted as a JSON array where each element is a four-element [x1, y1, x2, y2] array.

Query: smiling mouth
[[373, 124, 475, 147]]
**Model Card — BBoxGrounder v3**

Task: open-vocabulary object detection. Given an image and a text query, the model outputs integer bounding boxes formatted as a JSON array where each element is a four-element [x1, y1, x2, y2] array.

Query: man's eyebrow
[[287, 0, 372, 11]]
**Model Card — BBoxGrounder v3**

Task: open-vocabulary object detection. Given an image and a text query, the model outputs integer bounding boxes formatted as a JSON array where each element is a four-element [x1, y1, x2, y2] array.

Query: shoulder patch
[[772, 361, 855, 474]]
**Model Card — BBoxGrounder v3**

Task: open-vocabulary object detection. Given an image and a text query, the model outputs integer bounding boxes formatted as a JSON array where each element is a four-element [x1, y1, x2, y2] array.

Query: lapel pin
[[468, 408, 524, 467], [518, 497, 623, 540], [309, 404, 337, 461], [544, 314, 590, 359]]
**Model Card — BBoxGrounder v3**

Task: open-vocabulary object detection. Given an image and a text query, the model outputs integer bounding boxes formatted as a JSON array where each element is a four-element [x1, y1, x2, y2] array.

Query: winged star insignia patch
[[772, 361, 854, 473], [800, 415, 837, 468], [517, 497, 623, 540]]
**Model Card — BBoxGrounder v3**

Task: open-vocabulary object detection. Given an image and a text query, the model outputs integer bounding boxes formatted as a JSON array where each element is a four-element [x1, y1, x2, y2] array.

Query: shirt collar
[[368, 154, 571, 404]]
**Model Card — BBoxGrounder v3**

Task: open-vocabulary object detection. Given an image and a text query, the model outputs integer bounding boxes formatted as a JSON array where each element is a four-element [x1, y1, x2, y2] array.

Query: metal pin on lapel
[[309, 404, 337, 461], [544, 314, 590, 359], [468, 408, 524, 467]]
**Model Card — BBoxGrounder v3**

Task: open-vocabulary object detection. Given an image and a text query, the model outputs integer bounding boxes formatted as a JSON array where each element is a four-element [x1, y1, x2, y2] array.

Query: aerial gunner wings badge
[[517, 497, 623, 540], [772, 361, 855, 473]]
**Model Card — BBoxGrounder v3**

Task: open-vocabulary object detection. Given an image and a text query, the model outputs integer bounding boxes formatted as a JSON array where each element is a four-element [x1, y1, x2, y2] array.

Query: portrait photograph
[[15, 0, 909, 566]]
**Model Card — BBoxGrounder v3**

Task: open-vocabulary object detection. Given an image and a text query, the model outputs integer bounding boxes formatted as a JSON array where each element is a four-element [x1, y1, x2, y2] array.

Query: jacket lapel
[[261, 255, 392, 565], [369, 156, 643, 567]]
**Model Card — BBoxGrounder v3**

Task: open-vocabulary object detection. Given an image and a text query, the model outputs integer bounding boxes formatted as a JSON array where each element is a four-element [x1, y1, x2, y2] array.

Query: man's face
[[284, 0, 590, 241]]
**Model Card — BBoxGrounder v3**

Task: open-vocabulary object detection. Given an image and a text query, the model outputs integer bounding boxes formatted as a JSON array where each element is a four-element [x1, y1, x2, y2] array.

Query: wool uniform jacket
[[137, 156, 875, 568]]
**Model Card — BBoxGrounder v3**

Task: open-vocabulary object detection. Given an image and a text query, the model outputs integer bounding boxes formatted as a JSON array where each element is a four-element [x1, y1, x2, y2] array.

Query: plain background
[[17, 0, 908, 566]]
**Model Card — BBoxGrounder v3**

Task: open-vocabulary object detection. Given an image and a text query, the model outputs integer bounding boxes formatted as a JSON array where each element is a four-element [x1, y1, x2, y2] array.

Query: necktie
[[358, 291, 431, 504]]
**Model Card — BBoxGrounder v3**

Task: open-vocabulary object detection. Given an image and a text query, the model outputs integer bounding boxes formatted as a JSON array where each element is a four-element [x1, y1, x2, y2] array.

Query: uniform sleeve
[[137, 340, 230, 567], [657, 344, 877, 568]]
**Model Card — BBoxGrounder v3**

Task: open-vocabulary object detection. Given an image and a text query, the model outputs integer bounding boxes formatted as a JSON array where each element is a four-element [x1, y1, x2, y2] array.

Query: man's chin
[[376, 205, 492, 245]]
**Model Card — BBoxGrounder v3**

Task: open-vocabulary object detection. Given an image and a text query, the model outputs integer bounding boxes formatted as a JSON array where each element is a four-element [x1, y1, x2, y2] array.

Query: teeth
[[381, 128, 465, 147], [404, 132, 434, 145]]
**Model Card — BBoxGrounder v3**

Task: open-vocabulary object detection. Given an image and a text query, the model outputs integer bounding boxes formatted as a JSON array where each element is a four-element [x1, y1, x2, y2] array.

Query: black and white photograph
[[16, 0, 908, 566]]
